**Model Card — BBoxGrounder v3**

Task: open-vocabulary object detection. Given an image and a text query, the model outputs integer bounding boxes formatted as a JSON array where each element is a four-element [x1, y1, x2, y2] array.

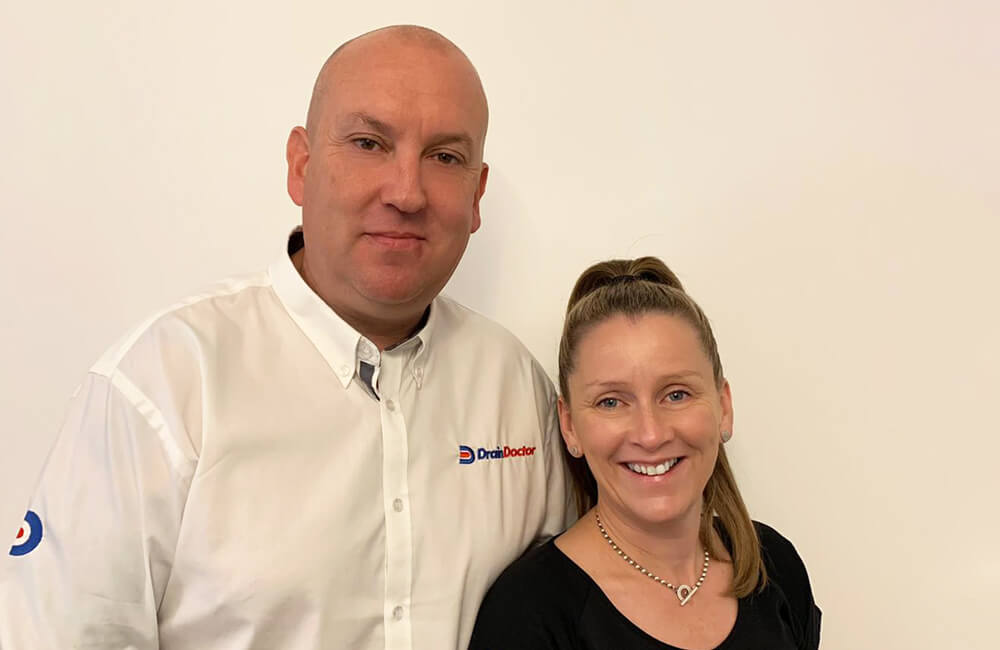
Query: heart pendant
[[676, 584, 697, 606]]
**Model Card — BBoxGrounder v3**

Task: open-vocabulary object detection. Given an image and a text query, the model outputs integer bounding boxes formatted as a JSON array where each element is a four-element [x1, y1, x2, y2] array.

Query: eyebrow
[[582, 371, 703, 389], [428, 132, 475, 151], [340, 112, 395, 138], [339, 112, 475, 152]]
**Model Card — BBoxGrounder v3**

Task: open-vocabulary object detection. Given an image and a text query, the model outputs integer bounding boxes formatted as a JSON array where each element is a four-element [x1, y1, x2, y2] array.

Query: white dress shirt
[[0, 233, 573, 649]]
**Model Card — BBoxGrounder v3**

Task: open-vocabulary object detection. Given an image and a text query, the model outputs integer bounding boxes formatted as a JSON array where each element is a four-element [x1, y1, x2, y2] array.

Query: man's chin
[[356, 279, 430, 309], [350, 264, 455, 314]]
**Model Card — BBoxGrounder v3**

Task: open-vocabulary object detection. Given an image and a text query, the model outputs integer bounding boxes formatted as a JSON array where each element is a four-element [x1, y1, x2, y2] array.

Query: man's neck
[[344, 309, 425, 351], [293, 249, 427, 350]]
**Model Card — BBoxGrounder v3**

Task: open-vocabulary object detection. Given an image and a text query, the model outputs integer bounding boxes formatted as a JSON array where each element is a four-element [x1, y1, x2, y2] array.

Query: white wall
[[2, 2, 997, 648]]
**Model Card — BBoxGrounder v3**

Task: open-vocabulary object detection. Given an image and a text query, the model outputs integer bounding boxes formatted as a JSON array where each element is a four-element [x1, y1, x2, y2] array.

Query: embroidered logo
[[459, 445, 475, 465], [457, 444, 537, 465], [9, 510, 43, 556]]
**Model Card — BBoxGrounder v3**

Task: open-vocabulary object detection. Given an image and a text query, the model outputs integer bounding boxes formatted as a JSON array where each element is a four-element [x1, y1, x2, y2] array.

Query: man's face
[[287, 38, 489, 323]]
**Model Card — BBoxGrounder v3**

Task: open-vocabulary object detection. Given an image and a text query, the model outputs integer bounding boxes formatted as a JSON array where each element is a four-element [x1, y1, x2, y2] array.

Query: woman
[[469, 257, 821, 649]]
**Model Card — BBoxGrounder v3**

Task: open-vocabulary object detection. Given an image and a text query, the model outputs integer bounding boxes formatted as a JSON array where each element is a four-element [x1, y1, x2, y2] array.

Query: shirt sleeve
[[756, 522, 822, 650], [781, 539, 822, 650], [533, 361, 577, 538], [0, 370, 196, 649], [800, 602, 822, 650]]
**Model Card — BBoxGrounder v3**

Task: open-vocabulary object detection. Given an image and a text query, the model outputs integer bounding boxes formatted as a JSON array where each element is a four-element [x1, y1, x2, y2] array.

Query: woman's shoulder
[[716, 518, 811, 585], [480, 536, 593, 611], [469, 537, 593, 649], [752, 521, 812, 589]]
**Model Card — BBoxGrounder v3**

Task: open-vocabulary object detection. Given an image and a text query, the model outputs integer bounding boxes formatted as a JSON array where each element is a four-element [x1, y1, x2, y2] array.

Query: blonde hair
[[558, 256, 766, 597]]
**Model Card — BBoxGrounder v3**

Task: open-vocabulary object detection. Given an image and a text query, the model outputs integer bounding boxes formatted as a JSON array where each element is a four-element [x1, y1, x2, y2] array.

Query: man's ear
[[470, 162, 489, 233], [286, 126, 310, 207], [557, 396, 581, 456]]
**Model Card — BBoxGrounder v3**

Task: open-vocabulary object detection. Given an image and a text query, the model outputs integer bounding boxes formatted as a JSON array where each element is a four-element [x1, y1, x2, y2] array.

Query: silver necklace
[[595, 512, 709, 606]]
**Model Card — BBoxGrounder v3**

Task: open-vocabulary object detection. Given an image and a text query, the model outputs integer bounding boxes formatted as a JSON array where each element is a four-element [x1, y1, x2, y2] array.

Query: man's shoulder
[[431, 295, 555, 395], [432, 294, 534, 356], [92, 270, 274, 377]]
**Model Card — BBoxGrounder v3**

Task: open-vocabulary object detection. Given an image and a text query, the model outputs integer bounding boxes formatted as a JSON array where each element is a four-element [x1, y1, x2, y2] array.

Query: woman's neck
[[592, 501, 705, 585]]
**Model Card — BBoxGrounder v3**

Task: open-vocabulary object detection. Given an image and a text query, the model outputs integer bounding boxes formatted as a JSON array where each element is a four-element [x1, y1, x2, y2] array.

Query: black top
[[468, 521, 821, 650]]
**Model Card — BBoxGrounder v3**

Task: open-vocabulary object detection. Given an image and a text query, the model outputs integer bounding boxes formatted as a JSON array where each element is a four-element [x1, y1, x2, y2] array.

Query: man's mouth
[[366, 232, 424, 249]]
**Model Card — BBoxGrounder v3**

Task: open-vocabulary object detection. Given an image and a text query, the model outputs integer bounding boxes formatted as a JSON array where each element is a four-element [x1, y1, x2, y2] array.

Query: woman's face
[[559, 312, 733, 531]]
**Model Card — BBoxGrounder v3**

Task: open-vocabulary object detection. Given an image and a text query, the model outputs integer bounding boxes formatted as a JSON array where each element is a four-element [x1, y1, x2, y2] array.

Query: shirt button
[[392, 605, 404, 621], [386, 399, 396, 411], [392, 498, 404, 512], [359, 340, 377, 361], [339, 364, 351, 377]]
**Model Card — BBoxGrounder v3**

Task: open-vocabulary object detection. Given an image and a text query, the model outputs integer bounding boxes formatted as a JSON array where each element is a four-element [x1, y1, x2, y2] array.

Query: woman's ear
[[719, 379, 734, 442], [558, 396, 581, 457]]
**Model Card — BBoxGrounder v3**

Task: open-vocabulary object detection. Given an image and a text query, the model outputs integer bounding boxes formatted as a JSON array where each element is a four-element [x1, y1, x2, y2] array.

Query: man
[[0, 26, 572, 649]]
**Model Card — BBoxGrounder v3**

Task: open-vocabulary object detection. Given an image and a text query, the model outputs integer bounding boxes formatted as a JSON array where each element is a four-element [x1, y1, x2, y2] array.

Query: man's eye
[[666, 390, 689, 403], [596, 397, 620, 409], [434, 152, 459, 165], [354, 138, 381, 151]]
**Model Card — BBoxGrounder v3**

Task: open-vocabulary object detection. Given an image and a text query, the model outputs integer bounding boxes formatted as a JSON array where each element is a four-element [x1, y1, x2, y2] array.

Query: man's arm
[[0, 371, 195, 649], [532, 361, 577, 539]]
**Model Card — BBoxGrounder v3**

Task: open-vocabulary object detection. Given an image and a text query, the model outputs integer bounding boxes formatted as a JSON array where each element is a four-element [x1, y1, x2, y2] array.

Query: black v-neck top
[[468, 521, 821, 649]]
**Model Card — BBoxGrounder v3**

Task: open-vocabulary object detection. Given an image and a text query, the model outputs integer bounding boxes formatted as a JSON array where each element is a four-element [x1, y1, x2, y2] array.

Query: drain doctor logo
[[459, 445, 475, 464], [458, 444, 536, 465]]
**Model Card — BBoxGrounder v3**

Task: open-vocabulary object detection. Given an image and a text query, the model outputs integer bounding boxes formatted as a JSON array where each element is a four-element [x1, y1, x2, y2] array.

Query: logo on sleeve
[[457, 444, 536, 465], [9, 510, 43, 556]]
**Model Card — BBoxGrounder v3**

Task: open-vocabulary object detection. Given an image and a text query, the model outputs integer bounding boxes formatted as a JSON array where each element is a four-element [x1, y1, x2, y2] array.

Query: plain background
[[2, 2, 997, 648]]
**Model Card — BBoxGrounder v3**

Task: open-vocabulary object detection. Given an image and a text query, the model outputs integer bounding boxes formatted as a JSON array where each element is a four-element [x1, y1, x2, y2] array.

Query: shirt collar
[[269, 228, 436, 388]]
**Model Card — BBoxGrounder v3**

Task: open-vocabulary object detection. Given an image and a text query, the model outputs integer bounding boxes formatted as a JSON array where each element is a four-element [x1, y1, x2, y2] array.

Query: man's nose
[[381, 153, 428, 215]]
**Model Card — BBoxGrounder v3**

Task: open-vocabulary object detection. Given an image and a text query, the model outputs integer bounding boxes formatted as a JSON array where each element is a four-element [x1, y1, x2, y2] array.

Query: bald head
[[284, 24, 492, 344], [305, 26, 489, 145]]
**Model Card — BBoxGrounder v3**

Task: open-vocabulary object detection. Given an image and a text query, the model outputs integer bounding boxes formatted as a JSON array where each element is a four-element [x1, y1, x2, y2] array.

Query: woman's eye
[[354, 138, 381, 151], [596, 397, 620, 409], [666, 390, 689, 403]]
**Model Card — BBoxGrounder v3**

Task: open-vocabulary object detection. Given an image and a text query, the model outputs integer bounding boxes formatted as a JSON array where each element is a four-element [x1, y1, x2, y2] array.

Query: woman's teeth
[[626, 458, 681, 476]]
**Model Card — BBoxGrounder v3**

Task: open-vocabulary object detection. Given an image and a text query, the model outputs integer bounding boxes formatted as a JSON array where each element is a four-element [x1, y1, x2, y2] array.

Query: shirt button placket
[[380, 353, 412, 648]]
